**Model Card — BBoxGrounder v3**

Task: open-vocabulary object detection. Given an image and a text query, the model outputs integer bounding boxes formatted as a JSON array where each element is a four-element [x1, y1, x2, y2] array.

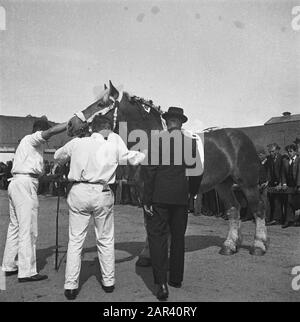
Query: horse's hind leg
[[215, 179, 242, 255], [241, 185, 268, 256]]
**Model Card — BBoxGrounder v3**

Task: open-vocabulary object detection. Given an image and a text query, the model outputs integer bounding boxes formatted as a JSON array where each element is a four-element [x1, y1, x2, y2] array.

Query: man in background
[[293, 138, 300, 155], [266, 143, 284, 226], [257, 147, 270, 222], [281, 144, 300, 228]]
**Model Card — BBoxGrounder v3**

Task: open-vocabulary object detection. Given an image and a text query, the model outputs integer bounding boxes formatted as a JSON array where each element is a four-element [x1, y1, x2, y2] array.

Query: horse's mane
[[123, 91, 164, 115]]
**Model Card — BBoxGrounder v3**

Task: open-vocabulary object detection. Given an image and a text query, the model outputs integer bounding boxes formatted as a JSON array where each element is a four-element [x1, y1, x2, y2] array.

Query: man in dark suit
[[266, 143, 284, 225], [293, 138, 300, 155], [142, 107, 201, 301], [281, 144, 300, 228]]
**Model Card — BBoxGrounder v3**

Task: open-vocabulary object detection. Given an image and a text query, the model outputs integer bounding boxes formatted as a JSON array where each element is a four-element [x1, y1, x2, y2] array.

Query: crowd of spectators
[[37, 160, 70, 197], [0, 158, 70, 197], [261, 139, 300, 228], [0, 160, 12, 190]]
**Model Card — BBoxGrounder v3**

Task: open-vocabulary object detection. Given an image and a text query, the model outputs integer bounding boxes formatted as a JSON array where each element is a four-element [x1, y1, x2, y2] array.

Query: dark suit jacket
[[266, 154, 284, 186], [142, 129, 202, 206], [282, 156, 300, 188], [258, 159, 269, 185]]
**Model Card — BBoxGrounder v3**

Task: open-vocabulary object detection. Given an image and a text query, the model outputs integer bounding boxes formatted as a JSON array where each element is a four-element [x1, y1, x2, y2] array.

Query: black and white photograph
[[0, 0, 300, 307]]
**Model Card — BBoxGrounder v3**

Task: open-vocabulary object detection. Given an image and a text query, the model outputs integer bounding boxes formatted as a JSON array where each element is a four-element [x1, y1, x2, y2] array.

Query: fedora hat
[[162, 106, 188, 123]]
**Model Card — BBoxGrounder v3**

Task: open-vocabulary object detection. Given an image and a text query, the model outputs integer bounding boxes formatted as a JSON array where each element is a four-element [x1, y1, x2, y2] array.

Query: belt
[[72, 181, 110, 191], [73, 181, 106, 184], [12, 173, 40, 179]]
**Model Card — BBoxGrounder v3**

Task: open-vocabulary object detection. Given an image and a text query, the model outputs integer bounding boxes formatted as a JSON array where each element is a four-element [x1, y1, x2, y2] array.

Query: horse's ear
[[109, 80, 119, 100], [104, 84, 108, 90]]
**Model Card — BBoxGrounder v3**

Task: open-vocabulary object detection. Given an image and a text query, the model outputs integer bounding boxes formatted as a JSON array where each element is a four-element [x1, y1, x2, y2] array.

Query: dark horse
[[67, 81, 268, 257]]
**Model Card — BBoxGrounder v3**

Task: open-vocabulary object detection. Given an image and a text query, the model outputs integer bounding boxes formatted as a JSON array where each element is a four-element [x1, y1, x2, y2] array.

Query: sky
[[0, 0, 299, 131]]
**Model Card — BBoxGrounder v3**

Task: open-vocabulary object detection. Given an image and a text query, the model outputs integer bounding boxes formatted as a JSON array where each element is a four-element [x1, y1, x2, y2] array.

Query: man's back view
[[54, 115, 145, 300]]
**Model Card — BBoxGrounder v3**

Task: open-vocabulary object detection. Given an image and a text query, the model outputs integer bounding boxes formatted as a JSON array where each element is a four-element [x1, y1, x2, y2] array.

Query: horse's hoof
[[219, 246, 237, 256], [135, 257, 152, 267], [250, 247, 266, 256]]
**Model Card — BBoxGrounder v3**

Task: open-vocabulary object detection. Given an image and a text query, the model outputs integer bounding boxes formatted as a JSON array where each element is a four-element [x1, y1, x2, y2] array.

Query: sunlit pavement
[[0, 190, 299, 302]]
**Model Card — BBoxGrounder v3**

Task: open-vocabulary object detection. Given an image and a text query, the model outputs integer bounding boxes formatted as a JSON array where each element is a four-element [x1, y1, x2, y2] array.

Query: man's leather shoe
[[102, 285, 115, 293], [157, 283, 169, 301], [64, 289, 78, 300], [168, 281, 182, 288], [18, 274, 48, 283], [5, 270, 18, 277]]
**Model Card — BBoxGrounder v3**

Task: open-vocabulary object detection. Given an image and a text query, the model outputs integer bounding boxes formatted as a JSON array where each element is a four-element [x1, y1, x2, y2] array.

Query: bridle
[[89, 93, 166, 132]]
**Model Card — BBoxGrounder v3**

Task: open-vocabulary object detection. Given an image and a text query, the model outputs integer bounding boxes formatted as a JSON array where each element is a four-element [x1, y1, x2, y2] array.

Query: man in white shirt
[[54, 114, 145, 300], [2, 118, 67, 282]]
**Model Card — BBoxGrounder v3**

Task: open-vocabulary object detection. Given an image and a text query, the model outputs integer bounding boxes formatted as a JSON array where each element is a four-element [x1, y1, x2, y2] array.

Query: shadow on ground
[[134, 234, 225, 295], [35, 234, 228, 292]]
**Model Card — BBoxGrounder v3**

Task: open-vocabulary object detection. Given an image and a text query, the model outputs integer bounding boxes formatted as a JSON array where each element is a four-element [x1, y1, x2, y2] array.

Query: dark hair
[[91, 115, 113, 132], [285, 144, 297, 152], [32, 119, 51, 133]]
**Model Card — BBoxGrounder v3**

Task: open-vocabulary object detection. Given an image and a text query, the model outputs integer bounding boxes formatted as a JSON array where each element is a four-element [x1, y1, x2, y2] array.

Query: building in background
[[239, 112, 300, 151], [0, 115, 68, 163]]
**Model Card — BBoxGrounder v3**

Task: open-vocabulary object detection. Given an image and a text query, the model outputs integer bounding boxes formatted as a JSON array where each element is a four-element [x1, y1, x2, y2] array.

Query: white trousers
[[2, 176, 39, 278], [65, 183, 115, 290]]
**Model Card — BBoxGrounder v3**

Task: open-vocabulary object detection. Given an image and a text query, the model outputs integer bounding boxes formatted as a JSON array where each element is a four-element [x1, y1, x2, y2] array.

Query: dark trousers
[[268, 193, 283, 223], [283, 193, 300, 223], [284, 195, 295, 224], [145, 204, 188, 285]]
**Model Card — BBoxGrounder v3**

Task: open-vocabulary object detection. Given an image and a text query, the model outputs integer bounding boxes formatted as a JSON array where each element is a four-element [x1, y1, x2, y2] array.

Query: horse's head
[[110, 81, 164, 133], [67, 81, 164, 143], [92, 81, 165, 148], [67, 80, 120, 137]]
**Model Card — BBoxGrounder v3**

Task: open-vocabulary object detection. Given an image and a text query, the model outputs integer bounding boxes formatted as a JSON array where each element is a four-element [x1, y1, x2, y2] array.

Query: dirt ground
[[0, 190, 300, 302]]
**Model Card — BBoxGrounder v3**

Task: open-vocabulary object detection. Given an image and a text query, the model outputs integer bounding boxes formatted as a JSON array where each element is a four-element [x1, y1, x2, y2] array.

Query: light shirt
[[11, 131, 46, 175], [289, 155, 297, 165], [54, 132, 145, 184]]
